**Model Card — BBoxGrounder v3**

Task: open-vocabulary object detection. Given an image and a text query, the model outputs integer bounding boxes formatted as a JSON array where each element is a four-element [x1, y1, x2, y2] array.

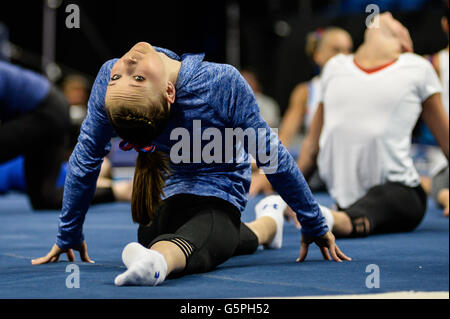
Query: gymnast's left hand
[[31, 241, 94, 265], [296, 231, 351, 263]]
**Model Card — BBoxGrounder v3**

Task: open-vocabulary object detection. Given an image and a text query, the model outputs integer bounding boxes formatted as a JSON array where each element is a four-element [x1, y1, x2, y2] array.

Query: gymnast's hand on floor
[[31, 241, 94, 265], [296, 231, 351, 263]]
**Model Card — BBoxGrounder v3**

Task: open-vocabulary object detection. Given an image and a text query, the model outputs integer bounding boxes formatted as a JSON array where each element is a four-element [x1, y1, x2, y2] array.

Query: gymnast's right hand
[[31, 241, 94, 264]]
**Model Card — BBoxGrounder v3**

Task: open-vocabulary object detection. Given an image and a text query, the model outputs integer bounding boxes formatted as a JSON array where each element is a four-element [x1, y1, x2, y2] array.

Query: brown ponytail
[[105, 92, 171, 226], [132, 150, 170, 225]]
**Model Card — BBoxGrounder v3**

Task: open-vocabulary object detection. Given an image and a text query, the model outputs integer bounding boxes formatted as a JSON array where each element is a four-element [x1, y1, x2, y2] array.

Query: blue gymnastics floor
[[0, 192, 448, 299]]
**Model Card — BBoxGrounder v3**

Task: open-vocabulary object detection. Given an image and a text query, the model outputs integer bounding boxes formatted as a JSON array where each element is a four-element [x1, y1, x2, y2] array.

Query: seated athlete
[[31, 42, 350, 286], [0, 61, 71, 210], [264, 12, 449, 237], [303, 12, 448, 236]]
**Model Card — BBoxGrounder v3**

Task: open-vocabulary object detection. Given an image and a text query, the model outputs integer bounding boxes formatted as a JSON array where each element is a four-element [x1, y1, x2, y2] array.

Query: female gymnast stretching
[[264, 12, 449, 237], [32, 42, 350, 286]]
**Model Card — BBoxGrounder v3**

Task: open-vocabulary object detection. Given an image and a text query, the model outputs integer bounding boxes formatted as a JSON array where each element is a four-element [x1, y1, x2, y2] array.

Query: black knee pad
[[344, 209, 371, 238], [349, 216, 370, 238]]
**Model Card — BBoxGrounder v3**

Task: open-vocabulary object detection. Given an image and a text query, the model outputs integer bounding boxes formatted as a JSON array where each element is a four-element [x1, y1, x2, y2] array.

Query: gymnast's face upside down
[[104, 42, 177, 146], [110, 42, 166, 90], [106, 41, 172, 107]]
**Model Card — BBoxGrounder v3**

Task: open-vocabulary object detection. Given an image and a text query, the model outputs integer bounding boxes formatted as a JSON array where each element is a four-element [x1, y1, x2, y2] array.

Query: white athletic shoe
[[254, 195, 287, 249]]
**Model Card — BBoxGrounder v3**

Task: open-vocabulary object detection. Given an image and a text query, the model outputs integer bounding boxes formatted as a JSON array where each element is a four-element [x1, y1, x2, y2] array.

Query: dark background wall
[[1, 0, 448, 115], [0, 0, 227, 80]]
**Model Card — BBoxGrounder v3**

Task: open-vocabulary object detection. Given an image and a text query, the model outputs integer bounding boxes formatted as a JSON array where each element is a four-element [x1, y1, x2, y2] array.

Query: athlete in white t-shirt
[[297, 12, 449, 237]]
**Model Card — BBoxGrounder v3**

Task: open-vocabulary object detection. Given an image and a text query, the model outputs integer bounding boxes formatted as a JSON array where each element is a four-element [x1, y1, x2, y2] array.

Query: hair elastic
[[119, 140, 156, 153]]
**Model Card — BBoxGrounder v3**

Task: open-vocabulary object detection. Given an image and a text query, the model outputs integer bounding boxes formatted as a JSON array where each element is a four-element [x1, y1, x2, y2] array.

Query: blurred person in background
[[62, 74, 90, 150], [293, 12, 448, 237], [250, 27, 353, 198], [0, 60, 71, 210], [241, 69, 280, 128]]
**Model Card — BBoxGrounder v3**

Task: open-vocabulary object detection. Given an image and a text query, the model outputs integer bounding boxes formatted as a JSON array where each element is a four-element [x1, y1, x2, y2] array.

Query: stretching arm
[[56, 60, 117, 249]]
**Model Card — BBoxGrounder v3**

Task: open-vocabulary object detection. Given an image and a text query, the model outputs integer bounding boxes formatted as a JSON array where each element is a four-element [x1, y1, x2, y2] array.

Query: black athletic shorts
[[137, 194, 259, 277], [341, 182, 427, 236]]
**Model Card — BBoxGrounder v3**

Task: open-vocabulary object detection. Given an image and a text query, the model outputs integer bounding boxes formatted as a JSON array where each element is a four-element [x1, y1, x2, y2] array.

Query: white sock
[[114, 242, 168, 286], [255, 195, 287, 249], [121, 241, 150, 268], [319, 205, 334, 231]]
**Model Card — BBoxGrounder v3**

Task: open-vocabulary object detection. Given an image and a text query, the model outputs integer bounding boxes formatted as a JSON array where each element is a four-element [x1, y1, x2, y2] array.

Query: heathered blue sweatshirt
[[57, 47, 327, 249]]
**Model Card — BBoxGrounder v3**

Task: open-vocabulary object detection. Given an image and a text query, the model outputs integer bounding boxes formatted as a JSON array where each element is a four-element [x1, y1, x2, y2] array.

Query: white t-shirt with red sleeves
[[318, 53, 442, 209]]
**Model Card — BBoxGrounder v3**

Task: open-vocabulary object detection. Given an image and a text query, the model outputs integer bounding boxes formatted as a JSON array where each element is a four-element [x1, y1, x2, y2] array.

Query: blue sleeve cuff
[[56, 231, 84, 250], [300, 223, 329, 238]]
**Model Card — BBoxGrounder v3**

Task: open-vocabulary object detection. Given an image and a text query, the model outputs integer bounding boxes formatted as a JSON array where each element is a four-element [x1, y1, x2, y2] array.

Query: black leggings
[[342, 182, 427, 237], [0, 86, 71, 210], [138, 194, 259, 277]]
